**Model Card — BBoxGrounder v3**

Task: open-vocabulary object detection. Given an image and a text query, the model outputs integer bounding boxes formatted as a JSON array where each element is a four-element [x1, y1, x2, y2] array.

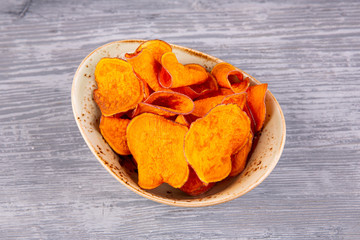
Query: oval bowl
[[71, 40, 286, 207]]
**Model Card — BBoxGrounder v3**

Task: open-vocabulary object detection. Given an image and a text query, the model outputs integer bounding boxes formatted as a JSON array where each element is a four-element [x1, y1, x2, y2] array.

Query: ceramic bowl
[[71, 40, 286, 207]]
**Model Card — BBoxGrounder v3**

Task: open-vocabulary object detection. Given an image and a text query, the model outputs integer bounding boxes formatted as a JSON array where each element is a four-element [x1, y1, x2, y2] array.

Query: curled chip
[[125, 39, 172, 63], [173, 72, 219, 99], [246, 83, 268, 132], [159, 52, 208, 88], [180, 166, 215, 196], [192, 95, 226, 117], [175, 115, 190, 127], [126, 48, 169, 92], [196, 87, 234, 100], [184, 104, 251, 183], [211, 62, 250, 93], [243, 103, 256, 134], [221, 92, 247, 110], [126, 113, 189, 189], [93, 58, 143, 116], [230, 133, 253, 177], [132, 91, 194, 117], [99, 116, 131, 155]]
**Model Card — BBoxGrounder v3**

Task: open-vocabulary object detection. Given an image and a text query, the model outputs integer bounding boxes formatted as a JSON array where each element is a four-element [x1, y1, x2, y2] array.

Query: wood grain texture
[[1, 0, 360, 239]]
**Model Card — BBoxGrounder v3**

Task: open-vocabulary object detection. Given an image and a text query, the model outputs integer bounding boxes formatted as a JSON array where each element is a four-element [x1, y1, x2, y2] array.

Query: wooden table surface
[[1, 0, 360, 239]]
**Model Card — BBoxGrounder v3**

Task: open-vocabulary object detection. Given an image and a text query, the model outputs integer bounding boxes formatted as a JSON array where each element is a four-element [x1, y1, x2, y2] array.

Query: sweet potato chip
[[211, 62, 250, 93], [159, 52, 208, 88], [132, 91, 194, 117], [180, 166, 215, 196], [221, 92, 247, 110], [125, 39, 172, 63], [243, 102, 256, 134], [172, 72, 218, 99], [93, 58, 143, 116], [195, 87, 233, 100], [126, 48, 169, 92], [246, 83, 268, 132], [192, 95, 226, 117], [142, 79, 151, 99], [175, 115, 190, 127], [184, 104, 251, 183], [230, 133, 253, 177], [99, 116, 131, 155], [126, 113, 189, 189]]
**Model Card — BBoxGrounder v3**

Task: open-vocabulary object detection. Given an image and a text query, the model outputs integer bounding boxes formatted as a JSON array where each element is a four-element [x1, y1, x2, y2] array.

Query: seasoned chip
[[246, 84, 268, 132], [211, 62, 250, 93], [93, 58, 143, 116], [184, 104, 251, 183], [132, 91, 194, 117], [126, 113, 189, 189], [159, 52, 208, 88], [99, 116, 131, 155]]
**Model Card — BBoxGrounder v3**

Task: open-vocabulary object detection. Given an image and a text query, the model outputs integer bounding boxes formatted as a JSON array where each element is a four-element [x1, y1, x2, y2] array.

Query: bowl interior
[[71, 40, 286, 207]]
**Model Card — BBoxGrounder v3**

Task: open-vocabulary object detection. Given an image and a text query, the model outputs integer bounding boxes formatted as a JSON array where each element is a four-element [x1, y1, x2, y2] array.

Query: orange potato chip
[[126, 113, 189, 189], [230, 133, 253, 177], [125, 39, 172, 63], [126, 48, 169, 92], [180, 166, 215, 196], [175, 115, 190, 127], [195, 87, 233, 100], [159, 52, 208, 88], [132, 91, 194, 117], [142, 79, 151, 99], [93, 58, 143, 116], [192, 95, 226, 117], [211, 62, 250, 93], [99, 115, 131, 155], [172, 72, 219, 99], [184, 104, 251, 183], [221, 92, 247, 110], [246, 83, 268, 132], [243, 102, 256, 134]]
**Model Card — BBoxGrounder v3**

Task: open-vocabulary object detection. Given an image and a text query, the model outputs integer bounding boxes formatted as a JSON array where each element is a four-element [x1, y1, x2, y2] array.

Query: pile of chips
[[94, 40, 267, 196]]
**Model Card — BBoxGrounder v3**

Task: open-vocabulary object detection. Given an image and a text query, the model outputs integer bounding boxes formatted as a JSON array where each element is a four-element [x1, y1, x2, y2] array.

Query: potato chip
[[132, 91, 194, 117], [211, 62, 250, 93], [246, 84, 268, 132], [126, 113, 189, 189], [192, 95, 226, 117], [221, 92, 247, 110], [99, 115, 131, 155], [159, 52, 208, 88], [230, 133, 253, 176], [175, 115, 190, 127], [195, 87, 233, 100], [184, 104, 251, 183], [172, 72, 218, 99], [93, 58, 143, 116], [126, 48, 169, 92], [125, 39, 172, 63], [180, 166, 215, 196]]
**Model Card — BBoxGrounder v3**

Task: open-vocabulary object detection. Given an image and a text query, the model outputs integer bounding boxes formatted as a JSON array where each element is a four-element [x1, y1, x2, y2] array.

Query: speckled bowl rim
[[71, 39, 286, 207]]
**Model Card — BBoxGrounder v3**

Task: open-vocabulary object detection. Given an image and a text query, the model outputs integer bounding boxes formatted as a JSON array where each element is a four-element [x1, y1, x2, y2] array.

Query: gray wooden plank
[[1, 0, 360, 239]]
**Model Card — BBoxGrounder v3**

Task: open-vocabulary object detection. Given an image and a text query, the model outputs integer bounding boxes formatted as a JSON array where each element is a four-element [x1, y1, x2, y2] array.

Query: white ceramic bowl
[[71, 40, 286, 207]]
